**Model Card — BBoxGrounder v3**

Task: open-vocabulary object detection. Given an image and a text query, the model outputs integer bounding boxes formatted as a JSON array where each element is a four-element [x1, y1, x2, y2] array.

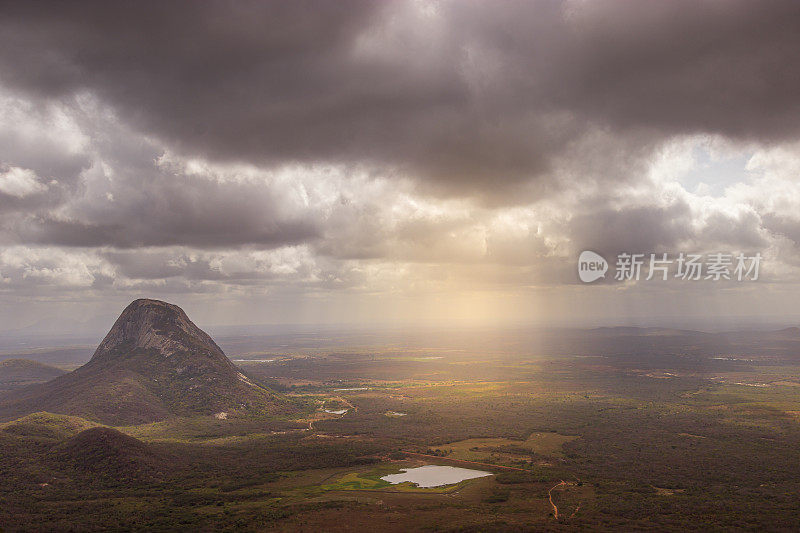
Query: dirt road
[[548, 480, 567, 519]]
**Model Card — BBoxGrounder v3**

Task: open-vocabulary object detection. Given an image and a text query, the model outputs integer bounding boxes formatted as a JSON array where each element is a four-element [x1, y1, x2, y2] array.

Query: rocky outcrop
[[0, 299, 297, 425]]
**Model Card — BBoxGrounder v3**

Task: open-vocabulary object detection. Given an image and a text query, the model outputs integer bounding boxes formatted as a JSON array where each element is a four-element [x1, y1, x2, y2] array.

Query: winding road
[[548, 480, 567, 519]]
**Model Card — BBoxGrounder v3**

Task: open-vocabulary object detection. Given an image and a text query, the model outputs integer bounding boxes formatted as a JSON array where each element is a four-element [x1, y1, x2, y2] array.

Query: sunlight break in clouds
[[1, 1, 800, 330]]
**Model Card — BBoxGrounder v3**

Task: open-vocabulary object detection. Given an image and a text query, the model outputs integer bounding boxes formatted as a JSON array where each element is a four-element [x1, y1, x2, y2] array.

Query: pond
[[380, 465, 492, 488], [323, 408, 348, 414]]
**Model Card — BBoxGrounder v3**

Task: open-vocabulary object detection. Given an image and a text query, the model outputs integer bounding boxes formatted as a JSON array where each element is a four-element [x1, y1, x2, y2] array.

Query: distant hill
[[0, 299, 299, 425], [775, 327, 800, 337], [589, 326, 708, 337], [49, 427, 171, 483], [0, 412, 99, 441], [0, 359, 67, 391], [0, 348, 94, 368], [0, 314, 110, 337]]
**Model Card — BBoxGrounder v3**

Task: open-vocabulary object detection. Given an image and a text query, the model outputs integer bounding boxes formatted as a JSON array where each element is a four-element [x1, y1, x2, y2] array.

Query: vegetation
[[5, 323, 800, 529]]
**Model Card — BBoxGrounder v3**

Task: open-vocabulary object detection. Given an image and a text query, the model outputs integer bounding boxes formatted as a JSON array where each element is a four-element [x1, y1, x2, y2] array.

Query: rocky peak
[[90, 299, 225, 361], [0, 298, 295, 425]]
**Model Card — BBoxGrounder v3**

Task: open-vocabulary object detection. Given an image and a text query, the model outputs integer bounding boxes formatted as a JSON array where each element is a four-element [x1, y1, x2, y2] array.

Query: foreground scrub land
[[5, 327, 800, 531]]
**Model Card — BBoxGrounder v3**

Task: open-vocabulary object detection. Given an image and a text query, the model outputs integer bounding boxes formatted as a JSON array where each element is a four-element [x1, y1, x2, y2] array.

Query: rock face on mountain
[[0, 299, 294, 425], [93, 299, 227, 363]]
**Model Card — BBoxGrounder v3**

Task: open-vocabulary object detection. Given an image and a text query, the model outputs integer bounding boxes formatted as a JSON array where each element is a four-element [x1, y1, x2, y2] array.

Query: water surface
[[380, 465, 492, 488]]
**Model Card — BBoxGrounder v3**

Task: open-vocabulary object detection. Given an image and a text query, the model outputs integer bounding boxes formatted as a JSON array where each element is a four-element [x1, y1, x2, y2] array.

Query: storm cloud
[[2, 1, 800, 195], [1, 1, 800, 327]]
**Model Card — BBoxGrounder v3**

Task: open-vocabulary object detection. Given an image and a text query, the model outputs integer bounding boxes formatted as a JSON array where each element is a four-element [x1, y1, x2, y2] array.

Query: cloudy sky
[[2, 0, 800, 331]]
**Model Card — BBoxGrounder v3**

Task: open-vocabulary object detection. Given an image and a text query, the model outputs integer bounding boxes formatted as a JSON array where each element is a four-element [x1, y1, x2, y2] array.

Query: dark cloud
[[762, 214, 800, 251], [101, 250, 227, 282], [556, 0, 800, 140], [568, 201, 694, 255], [12, 177, 320, 248], [0, 104, 321, 248], [698, 210, 767, 251], [2, 1, 799, 199]]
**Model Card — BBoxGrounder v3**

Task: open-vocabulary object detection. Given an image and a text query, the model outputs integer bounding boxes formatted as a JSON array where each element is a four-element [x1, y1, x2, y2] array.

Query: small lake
[[380, 465, 492, 488], [323, 408, 348, 415]]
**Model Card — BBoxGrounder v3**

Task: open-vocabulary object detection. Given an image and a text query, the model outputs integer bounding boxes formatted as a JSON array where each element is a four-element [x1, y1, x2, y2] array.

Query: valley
[[0, 362, 799, 529], [3, 303, 800, 530]]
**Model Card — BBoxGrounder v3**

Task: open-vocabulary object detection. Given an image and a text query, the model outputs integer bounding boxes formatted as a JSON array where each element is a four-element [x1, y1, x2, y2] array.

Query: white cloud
[[0, 166, 47, 197]]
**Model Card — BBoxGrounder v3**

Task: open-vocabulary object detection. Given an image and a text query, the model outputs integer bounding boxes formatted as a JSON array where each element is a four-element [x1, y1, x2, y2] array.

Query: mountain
[[0, 299, 297, 425], [49, 427, 172, 483], [0, 359, 67, 391]]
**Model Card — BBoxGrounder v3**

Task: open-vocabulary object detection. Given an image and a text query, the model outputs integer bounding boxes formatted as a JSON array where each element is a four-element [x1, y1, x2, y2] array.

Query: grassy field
[[430, 432, 578, 464]]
